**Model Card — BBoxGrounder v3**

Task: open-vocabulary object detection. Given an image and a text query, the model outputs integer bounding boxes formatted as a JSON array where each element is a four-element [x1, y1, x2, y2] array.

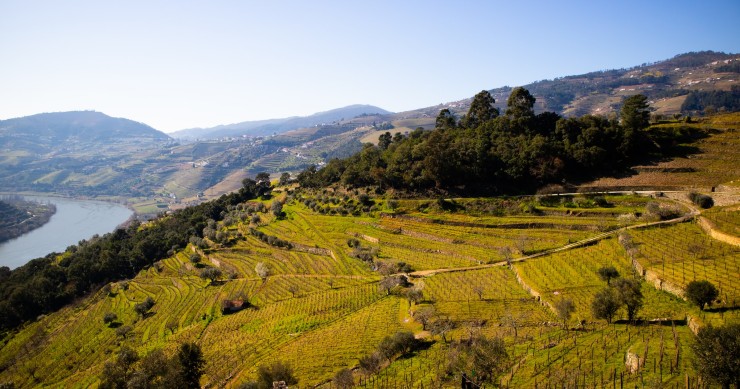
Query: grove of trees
[[298, 89, 665, 194]]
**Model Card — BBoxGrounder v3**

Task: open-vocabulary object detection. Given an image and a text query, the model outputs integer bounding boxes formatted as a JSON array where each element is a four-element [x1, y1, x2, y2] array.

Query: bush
[[688, 192, 714, 209], [256, 361, 297, 389], [189, 253, 202, 264], [103, 312, 118, 325]]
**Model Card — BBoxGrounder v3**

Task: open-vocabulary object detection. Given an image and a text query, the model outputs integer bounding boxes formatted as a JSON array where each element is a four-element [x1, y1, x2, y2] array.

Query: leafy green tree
[[100, 346, 139, 389], [256, 360, 298, 389], [278, 172, 291, 186], [270, 201, 283, 217], [591, 287, 620, 323], [447, 335, 508, 386], [596, 266, 619, 285], [435, 108, 457, 129], [685, 280, 719, 310], [620, 94, 651, 132], [176, 342, 205, 389], [461, 90, 498, 128], [378, 131, 392, 150], [134, 297, 155, 318], [613, 278, 643, 322], [199, 267, 222, 284], [691, 324, 740, 389], [505, 86, 536, 119], [188, 253, 201, 265], [103, 312, 118, 326]]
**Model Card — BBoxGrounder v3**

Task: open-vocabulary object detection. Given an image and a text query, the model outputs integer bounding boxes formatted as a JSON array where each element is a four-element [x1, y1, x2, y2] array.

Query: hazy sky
[[1, 1, 738, 132]]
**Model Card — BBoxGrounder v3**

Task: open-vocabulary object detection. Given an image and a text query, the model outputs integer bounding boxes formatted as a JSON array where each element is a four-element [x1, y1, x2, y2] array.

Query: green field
[[0, 191, 737, 388]]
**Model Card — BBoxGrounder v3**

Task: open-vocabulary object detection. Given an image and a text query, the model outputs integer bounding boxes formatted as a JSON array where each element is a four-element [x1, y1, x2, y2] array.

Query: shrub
[[103, 312, 118, 325], [688, 192, 714, 209], [256, 360, 297, 389]]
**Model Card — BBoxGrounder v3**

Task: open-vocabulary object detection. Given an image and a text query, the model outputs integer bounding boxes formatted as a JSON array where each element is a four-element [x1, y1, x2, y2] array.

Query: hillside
[[390, 51, 740, 125], [0, 183, 737, 387], [0, 197, 56, 243], [171, 104, 392, 140]]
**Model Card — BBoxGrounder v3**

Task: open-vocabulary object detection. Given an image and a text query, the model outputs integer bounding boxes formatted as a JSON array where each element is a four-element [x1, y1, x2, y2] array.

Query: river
[[0, 195, 133, 269]]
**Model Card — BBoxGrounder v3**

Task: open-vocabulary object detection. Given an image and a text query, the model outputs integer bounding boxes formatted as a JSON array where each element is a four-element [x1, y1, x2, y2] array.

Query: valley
[[0, 52, 739, 388]]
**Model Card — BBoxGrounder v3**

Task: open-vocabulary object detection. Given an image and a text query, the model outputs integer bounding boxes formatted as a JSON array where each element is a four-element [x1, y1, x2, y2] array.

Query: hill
[[0, 111, 176, 200], [171, 104, 392, 140], [390, 51, 740, 125], [1, 109, 739, 387]]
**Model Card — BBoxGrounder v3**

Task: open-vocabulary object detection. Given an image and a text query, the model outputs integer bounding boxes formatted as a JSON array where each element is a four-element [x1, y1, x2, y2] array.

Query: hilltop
[[171, 104, 392, 140]]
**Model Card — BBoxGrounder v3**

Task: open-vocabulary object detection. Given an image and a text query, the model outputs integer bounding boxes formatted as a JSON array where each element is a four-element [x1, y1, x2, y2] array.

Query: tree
[[358, 353, 381, 376], [287, 284, 299, 298], [378, 131, 392, 150], [99, 346, 139, 389], [691, 324, 740, 389], [103, 312, 118, 326], [472, 285, 484, 300], [505, 86, 536, 119], [199, 267, 222, 284], [685, 280, 719, 310], [591, 287, 620, 324], [255, 262, 270, 280], [405, 287, 423, 305], [554, 298, 575, 329], [620, 94, 651, 132], [134, 297, 155, 318], [430, 316, 454, 342], [189, 253, 201, 265], [447, 335, 508, 386], [333, 368, 354, 389], [461, 90, 498, 128], [435, 108, 457, 129], [270, 201, 283, 218], [256, 360, 298, 389], [278, 172, 291, 186], [379, 276, 400, 295], [414, 306, 436, 330], [596, 266, 619, 285], [613, 278, 643, 322], [177, 342, 205, 389], [115, 325, 133, 339]]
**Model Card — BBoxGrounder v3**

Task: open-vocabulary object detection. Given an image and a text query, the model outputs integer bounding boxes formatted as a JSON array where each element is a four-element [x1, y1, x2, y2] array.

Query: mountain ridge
[[171, 104, 392, 140]]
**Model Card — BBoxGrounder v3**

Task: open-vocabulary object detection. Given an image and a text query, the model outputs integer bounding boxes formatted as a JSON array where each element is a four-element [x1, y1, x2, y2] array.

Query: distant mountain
[[171, 104, 392, 140], [0, 111, 170, 146], [0, 111, 172, 198]]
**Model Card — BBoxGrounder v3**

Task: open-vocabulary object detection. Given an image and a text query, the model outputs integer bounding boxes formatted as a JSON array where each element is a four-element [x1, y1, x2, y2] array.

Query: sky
[[1, 1, 739, 133]]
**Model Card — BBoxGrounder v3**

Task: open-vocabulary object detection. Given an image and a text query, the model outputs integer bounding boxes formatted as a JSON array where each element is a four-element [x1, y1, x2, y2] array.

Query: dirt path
[[409, 195, 704, 278]]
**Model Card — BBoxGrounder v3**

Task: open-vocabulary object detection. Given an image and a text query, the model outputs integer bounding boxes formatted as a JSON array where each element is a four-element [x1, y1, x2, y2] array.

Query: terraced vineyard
[[0, 192, 738, 388]]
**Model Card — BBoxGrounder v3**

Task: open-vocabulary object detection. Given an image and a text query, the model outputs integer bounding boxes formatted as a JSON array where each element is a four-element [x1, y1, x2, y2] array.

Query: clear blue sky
[[1, 0, 738, 132]]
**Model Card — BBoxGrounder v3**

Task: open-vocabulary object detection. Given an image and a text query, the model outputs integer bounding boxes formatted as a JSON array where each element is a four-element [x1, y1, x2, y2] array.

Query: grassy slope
[[0, 192, 737, 388]]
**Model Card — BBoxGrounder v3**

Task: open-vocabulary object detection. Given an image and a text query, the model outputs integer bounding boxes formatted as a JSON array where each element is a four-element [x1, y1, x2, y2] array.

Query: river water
[[0, 195, 133, 269]]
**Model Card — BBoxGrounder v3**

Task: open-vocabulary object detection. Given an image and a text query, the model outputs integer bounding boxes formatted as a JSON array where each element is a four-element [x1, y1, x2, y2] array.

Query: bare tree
[[255, 262, 270, 280]]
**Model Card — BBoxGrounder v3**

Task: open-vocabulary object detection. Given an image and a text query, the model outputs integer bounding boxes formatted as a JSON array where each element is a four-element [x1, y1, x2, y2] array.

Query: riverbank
[[0, 194, 133, 269], [0, 197, 57, 243]]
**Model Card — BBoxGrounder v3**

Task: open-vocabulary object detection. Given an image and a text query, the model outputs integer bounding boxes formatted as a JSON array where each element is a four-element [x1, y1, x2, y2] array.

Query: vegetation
[[685, 280, 719, 311], [298, 89, 689, 194], [691, 324, 740, 388], [0, 73, 738, 387], [0, 198, 56, 243]]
